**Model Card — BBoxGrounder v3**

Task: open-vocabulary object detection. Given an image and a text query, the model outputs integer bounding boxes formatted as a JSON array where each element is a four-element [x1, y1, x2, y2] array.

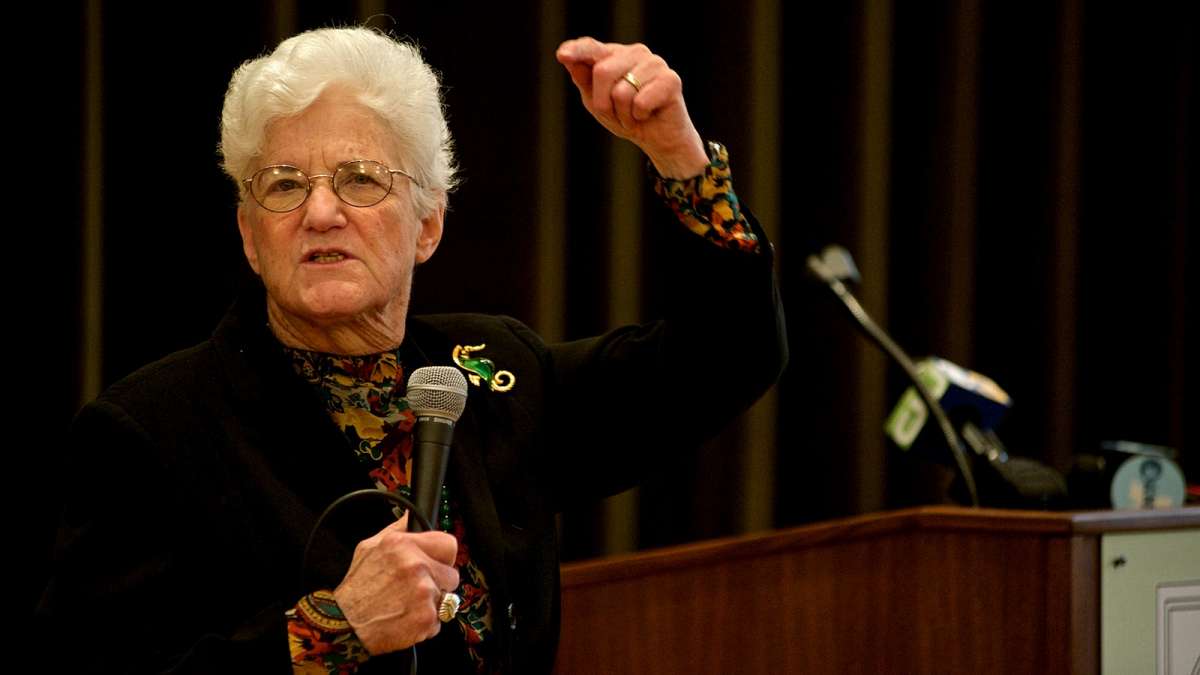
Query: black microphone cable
[[301, 489, 432, 675], [298, 366, 467, 674]]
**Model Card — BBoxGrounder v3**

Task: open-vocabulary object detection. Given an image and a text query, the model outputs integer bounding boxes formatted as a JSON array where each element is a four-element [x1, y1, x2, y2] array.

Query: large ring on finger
[[622, 71, 642, 93], [438, 591, 462, 623]]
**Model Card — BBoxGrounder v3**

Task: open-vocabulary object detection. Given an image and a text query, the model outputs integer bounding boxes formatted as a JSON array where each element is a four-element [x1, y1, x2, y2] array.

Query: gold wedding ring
[[622, 71, 642, 93], [438, 591, 462, 623]]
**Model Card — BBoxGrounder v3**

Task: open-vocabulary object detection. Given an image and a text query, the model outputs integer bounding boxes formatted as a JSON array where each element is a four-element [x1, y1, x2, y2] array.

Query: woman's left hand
[[556, 37, 709, 179]]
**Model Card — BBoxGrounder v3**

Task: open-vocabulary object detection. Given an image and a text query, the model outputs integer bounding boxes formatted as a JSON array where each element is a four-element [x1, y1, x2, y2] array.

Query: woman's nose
[[301, 178, 347, 231]]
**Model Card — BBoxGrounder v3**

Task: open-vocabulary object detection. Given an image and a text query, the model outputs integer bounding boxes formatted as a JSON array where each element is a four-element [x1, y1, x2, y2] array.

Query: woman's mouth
[[309, 252, 346, 263]]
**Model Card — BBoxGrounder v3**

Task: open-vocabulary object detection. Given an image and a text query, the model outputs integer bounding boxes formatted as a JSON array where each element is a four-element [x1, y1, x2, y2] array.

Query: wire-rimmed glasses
[[242, 159, 419, 213]]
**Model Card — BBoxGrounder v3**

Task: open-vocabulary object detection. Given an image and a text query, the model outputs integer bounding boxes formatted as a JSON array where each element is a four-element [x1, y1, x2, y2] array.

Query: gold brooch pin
[[452, 344, 515, 392]]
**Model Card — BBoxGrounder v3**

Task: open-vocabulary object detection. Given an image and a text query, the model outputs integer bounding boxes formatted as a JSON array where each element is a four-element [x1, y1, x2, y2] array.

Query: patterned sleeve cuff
[[286, 590, 370, 674], [651, 140, 762, 254]]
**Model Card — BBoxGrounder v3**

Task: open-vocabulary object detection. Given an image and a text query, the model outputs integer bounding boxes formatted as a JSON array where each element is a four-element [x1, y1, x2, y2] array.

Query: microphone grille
[[407, 366, 468, 421]]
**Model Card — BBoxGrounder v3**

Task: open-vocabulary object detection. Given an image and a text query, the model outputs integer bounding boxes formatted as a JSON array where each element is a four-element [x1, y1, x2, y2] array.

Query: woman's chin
[[299, 301, 373, 324], [291, 285, 378, 323], [266, 280, 409, 340]]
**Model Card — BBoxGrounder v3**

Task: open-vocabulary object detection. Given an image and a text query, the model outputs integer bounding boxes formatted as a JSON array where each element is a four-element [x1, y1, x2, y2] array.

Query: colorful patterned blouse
[[285, 142, 759, 674]]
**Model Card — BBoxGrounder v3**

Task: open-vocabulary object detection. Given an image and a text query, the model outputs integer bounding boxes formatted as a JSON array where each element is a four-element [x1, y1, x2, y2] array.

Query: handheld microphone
[[405, 366, 468, 532]]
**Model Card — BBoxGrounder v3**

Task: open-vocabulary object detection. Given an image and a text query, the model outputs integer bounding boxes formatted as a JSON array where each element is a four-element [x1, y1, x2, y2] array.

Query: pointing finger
[[559, 59, 593, 98], [556, 36, 609, 65]]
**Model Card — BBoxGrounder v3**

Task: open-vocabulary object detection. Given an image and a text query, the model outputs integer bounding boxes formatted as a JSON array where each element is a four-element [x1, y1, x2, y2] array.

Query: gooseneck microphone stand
[[807, 245, 980, 507]]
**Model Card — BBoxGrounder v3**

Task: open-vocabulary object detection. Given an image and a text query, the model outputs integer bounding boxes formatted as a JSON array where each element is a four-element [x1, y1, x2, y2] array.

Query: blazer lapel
[[449, 402, 510, 603]]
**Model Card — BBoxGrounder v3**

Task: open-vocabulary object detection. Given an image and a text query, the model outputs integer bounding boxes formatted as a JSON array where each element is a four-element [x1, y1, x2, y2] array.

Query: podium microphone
[[807, 245, 981, 507], [405, 366, 469, 532]]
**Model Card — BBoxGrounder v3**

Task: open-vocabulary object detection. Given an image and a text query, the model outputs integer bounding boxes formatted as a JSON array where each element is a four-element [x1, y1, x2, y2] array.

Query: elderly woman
[[40, 27, 786, 674]]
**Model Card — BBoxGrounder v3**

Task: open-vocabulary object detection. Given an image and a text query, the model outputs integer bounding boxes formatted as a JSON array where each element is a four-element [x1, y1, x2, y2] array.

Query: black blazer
[[38, 215, 787, 673]]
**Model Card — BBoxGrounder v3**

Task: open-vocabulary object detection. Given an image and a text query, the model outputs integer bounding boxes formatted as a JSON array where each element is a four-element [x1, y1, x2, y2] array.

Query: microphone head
[[407, 366, 468, 421], [807, 245, 861, 284]]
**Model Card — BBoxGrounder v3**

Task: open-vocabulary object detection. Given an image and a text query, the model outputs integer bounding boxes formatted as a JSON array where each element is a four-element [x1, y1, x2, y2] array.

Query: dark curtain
[[31, 0, 1192, 612]]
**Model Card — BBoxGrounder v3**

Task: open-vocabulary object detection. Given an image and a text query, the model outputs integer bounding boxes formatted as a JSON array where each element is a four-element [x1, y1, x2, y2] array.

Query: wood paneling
[[555, 507, 1199, 674]]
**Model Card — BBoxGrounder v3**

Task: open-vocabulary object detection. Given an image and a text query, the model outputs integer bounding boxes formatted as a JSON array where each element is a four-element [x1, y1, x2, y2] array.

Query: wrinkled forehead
[[255, 89, 402, 173]]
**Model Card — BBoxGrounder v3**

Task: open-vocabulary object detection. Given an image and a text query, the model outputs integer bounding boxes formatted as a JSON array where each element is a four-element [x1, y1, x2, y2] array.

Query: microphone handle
[[408, 415, 455, 532]]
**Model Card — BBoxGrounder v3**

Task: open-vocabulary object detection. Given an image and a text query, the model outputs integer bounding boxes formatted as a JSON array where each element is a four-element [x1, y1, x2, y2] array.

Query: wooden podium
[[554, 506, 1200, 674]]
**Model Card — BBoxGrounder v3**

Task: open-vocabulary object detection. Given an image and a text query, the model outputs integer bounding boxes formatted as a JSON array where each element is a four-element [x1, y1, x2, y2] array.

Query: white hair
[[219, 27, 456, 218]]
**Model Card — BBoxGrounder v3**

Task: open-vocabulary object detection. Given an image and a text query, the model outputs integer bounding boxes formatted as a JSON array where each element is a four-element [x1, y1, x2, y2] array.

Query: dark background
[[29, 1, 1192, 612]]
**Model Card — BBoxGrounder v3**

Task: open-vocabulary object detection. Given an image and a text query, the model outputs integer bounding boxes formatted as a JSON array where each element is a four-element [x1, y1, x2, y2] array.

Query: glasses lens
[[335, 160, 392, 207], [252, 166, 308, 212]]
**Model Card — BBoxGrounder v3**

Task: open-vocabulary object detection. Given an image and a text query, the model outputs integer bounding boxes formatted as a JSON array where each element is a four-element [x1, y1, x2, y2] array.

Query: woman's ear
[[415, 202, 445, 264]]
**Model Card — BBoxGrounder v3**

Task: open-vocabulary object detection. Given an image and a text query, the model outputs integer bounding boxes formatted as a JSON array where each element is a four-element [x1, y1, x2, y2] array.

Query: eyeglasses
[[242, 159, 419, 213]]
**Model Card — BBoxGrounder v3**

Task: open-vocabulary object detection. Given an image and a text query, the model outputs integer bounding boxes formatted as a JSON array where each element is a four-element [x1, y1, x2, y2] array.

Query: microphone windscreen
[[817, 245, 861, 283], [885, 357, 1012, 450], [407, 366, 468, 421]]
